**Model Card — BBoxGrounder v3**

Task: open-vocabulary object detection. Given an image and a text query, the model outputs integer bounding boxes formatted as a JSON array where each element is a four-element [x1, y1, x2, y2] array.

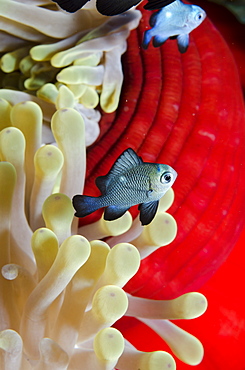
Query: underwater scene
[[0, 0, 244, 369]]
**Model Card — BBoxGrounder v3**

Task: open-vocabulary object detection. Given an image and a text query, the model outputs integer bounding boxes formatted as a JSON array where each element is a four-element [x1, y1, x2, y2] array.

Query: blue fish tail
[[72, 194, 100, 217], [142, 30, 152, 49]]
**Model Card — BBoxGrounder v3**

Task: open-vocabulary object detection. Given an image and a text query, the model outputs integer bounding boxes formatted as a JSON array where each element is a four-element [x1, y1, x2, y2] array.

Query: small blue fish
[[142, 0, 206, 53], [52, 0, 175, 15], [73, 148, 177, 225]]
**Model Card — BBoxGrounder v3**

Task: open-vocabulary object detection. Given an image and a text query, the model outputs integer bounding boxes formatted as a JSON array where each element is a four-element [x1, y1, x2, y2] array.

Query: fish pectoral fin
[[177, 34, 189, 53], [138, 200, 159, 225], [104, 205, 130, 221], [153, 35, 168, 48]]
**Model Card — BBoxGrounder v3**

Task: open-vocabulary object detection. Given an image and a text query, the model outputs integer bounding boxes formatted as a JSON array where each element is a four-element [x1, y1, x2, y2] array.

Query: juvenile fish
[[52, 0, 175, 15], [73, 148, 177, 225], [142, 0, 206, 53]]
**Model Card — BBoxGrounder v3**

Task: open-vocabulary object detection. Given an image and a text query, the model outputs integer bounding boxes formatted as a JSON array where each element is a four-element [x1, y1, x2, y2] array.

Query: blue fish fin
[[177, 34, 189, 53], [138, 200, 159, 225], [142, 30, 152, 50], [108, 148, 143, 177], [153, 35, 168, 48], [96, 148, 142, 193], [104, 205, 130, 221], [72, 194, 100, 217], [149, 11, 160, 27]]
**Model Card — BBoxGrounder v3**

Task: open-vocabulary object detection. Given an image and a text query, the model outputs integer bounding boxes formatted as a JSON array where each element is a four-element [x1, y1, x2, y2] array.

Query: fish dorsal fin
[[109, 148, 143, 176], [168, 0, 183, 8], [144, 0, 176, 10], [95, 148, 143, 194], [163, 0, 183, 11]]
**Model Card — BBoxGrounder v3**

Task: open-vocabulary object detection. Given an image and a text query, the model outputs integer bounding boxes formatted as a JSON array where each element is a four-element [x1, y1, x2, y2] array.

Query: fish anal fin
[[177, 33, 189, 53], [104, 205, 130, 221], [138, 200, 159, 225], [108, 148, 143, 177], [153, 35, 168, 48]]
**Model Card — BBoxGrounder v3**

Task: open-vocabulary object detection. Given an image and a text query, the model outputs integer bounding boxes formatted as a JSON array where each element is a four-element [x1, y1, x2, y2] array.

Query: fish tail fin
[[142, 30, 152, 49], [72, 194, 100, 218]]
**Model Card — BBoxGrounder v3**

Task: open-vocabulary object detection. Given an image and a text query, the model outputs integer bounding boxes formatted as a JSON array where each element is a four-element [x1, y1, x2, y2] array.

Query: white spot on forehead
[[166, 11, 172, 18], [198, 129, 216, 141]]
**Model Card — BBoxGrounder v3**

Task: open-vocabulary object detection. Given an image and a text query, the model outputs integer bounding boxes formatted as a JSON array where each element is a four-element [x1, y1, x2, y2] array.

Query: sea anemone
[[0, 0, 141, 148], [0, 3, 209, 360], [0, 103, 206, 368]]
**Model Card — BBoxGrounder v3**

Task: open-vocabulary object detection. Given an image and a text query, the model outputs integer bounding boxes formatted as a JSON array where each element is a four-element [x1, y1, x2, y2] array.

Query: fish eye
[[195, 12, 203, 21], [161, 172, 173, 184]]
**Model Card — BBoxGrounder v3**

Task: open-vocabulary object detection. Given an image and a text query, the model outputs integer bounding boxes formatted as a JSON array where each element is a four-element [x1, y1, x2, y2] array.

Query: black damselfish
[[52, 0, 175, 15], [72, 148, 177, 225]]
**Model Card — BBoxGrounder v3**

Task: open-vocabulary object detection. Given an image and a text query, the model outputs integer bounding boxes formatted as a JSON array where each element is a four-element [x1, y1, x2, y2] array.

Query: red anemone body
[[84, 2, 245, 299], [82, 1, 245, 368]]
